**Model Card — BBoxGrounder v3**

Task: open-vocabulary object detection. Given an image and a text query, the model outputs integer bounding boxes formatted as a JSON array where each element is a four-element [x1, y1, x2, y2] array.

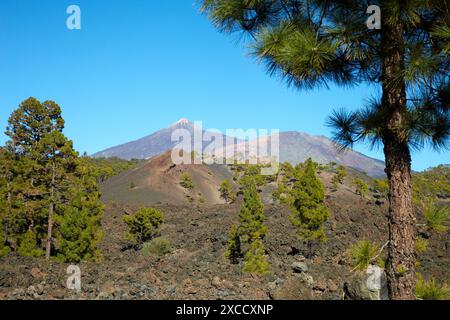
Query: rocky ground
[[1, 175, 448, 300]]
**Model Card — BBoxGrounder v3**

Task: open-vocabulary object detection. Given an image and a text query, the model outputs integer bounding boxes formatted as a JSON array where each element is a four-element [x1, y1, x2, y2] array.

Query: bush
[[123, 207, 164, 247], [423, 199, 448, 232], [372, 179, 389, 196], [243, 237, 269, 275], [219, 179, 235, 203], [415, 237, 429, 254], [141, 237, 172, 258], [57, 205, 104, 263], [180, 173, 194, 190], [225, 225, 241, 264], [353, 178, 369, 198], [416, 275, 449, 300], [17, 230, 43, 258], [349, 240, 380, 271]]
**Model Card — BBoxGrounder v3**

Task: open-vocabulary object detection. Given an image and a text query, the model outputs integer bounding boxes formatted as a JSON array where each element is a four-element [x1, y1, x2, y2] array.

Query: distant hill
[[100, 150, 234, 206], [214, 132, 386, 177], [93, 119, 386, 177]]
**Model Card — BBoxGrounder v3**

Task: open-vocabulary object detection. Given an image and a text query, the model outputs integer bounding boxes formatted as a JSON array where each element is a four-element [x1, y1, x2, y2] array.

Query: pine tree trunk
[[380, 3, 416, 300], [45, 164, 56, 260]]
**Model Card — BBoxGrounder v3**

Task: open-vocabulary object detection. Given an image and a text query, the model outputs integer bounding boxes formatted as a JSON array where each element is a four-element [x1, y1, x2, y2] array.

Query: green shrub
[[423, 199, 449, 232], [353, 178, 369, 197], [141, 237, 172, 258], [123, 207, 164, 247], [415, 237, 429, 254], [416, 276, 449, 300], [57, 204, 104, 263], [17, 230, 43, 258], [219, 179, 235, 203], [225, 225, 241, 264], [349, 240, 379, 271], [180, 173, 194, 190], [243, 237, 269, 275], [372, 179, 389, 196], [333, 166, 347, 188]]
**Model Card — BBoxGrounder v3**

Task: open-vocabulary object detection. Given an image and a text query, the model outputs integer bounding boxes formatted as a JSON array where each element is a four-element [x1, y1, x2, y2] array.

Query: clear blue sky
[[0, 0, 448, 171]]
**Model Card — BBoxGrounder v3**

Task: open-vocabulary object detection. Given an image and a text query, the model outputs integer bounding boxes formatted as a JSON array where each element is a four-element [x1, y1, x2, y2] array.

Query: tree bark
[[380, 3, 416, 300]]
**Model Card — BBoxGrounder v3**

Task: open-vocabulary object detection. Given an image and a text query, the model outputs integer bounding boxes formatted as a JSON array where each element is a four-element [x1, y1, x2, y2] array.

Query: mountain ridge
[[92, 119, 386, 177]]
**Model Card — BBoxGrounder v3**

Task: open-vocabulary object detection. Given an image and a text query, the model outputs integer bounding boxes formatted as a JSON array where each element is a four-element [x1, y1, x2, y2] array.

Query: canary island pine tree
[[201, 0, 449, 299], [289, 159, 329, 256]]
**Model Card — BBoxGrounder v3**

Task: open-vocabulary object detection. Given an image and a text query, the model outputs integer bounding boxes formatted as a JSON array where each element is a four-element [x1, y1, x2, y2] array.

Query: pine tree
[[2, 98, 105, 261], [0, 146, 36, 250], [123, 207, 164, 247], [201, 1, 449, 298], [237, 179, 267, 242], [289, 159, 329, 255], [331, 174, 340, 190], [219, 179, 235, 203], [225, 224, 241, 264], [335, 166, 347, 186], [243, 236, 269, 275], [17, 229, 43, 258], [33, 131, 78, 260], [353, 178, 369, 198], [6, 98, 64, 157], [56, 157, 104, 263]]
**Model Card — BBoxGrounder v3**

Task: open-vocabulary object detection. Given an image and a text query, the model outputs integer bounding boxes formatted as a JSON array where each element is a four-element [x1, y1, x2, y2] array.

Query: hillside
[[1, 166, 448, 300], [101, 151, 235, 206]]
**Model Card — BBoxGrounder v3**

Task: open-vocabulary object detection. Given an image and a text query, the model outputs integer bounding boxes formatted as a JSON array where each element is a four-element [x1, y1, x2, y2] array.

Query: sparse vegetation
[[353, 178, 369, 198], [198, 193, 206, 205], [219, 179, 235, 203], [123, 207, 164, 247], [83, 157, 141, 183], [349, 240, 380, 271], [415, 237, 429, 254], [372, 179, 389, 197], [141, 237, 172, 258], [332, 166, 347, 190], [416, 275, 449, 300], [413, 165, 450, 202], [423, 199, 449, 233], [180, 172, 194, 190]]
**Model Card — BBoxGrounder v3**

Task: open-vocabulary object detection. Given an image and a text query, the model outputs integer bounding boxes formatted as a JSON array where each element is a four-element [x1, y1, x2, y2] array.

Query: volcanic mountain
[[92, 119, 240, 161], [93, 119, 386, 177]]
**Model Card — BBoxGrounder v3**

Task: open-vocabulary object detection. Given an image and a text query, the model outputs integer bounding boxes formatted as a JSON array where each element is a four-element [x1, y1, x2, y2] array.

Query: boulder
[[291, 261, 308, 273]]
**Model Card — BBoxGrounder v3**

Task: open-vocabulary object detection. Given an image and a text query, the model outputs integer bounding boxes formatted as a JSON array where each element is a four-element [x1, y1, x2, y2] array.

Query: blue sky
[[0, 0, 448, 171]]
